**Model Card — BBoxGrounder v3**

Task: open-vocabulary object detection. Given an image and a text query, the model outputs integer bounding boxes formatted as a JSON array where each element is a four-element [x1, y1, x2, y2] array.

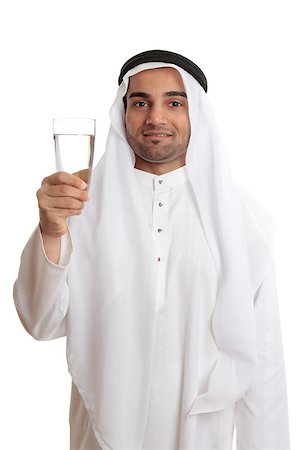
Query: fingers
[[37, 172, 90, 205], [42, 172, 87, 190], [37, 171, 90, 238], [41, 183, 90, 202], [38, 194, 86, 211]]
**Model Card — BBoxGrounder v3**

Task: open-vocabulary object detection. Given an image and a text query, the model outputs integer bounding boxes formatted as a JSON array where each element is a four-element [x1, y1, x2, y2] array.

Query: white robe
[[14, 167, 289, 449]]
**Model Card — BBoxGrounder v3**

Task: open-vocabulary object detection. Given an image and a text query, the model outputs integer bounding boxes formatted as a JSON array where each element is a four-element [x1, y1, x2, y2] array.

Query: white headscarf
[[66, 62, 275, 448]]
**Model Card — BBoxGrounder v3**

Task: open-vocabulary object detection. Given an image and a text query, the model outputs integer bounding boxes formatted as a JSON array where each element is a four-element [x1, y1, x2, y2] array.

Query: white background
[[1, 0, 298, 448]]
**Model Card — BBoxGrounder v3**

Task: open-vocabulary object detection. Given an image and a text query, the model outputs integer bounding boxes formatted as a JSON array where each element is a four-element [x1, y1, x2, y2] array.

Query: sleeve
[[13, 226, 73, 341], [235, 259, 290, 450]]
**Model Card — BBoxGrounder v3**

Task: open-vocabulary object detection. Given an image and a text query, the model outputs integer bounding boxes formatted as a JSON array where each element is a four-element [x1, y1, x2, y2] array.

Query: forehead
[[127, 67, 185, 93]]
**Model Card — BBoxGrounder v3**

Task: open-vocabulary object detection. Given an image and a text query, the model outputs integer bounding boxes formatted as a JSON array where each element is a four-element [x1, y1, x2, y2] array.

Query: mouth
[[143, 131, 172, 140], [143, 132, 172, 136]]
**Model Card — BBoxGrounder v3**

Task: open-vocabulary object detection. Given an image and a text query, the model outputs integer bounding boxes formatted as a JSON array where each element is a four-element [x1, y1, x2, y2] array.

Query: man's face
[[125, 68, 191, 166]]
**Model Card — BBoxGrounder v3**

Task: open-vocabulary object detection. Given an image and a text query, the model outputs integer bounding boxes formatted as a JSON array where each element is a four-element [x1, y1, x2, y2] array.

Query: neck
[[134, 154, 186, 175]]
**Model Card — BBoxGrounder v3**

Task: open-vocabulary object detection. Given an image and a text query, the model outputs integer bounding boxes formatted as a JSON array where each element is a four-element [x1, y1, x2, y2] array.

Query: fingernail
[[80, 180, 87, 189]]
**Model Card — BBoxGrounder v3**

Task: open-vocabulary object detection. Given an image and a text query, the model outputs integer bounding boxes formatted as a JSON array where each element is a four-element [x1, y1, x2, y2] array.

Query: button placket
[[153, 177, 167, 234], [153, 177, 169, 308], [153, 179, 167, 261]]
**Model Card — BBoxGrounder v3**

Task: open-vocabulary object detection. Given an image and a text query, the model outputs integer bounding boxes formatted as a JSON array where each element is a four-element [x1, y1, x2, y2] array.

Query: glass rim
[[53, 117, 96, 123], [53, 117, 96, 136]]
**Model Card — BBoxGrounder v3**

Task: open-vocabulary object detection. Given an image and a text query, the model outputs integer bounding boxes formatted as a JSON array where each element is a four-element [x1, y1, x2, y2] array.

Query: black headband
[[118, 49, 208, 93]]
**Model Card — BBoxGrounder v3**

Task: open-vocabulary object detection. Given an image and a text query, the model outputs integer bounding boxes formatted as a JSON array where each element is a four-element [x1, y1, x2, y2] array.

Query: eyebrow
[[128, 90, 187, 99]]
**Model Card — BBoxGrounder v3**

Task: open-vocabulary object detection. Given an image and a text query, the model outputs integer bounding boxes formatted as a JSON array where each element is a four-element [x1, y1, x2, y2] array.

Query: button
[[157, 228, 162, 233], [159, 202, 163, 207], [158, 179, 163, 184], [158, 257, 161, 262]]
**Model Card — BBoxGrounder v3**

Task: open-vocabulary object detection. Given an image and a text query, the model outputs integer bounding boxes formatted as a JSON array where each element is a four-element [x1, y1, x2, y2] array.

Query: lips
[[143, 130, 172, 138], [144, 133, 171, 137]]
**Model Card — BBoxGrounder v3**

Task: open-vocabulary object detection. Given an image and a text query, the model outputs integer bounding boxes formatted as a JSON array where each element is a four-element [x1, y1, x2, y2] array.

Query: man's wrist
[[39, 225, 62, 264]]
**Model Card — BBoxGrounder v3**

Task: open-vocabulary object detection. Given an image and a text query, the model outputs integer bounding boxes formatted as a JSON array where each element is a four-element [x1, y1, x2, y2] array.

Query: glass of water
[[53, 118, 96, 189]]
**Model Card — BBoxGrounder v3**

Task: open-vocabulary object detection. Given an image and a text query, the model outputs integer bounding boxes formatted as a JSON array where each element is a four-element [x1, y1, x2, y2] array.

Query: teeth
[[145, 133, 169, 136]]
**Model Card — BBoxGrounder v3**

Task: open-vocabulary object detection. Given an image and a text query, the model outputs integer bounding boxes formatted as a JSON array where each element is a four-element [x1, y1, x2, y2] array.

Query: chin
[[135, 151, 187, 165]]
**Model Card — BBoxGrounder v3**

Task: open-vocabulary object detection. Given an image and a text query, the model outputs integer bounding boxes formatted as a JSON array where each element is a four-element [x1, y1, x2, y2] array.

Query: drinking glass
[[53, 118, 96, 189]]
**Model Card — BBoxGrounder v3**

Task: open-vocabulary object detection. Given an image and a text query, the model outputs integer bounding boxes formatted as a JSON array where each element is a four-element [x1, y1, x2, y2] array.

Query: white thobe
[[134, 166, 219, 448], [70, 165, 220, 449], [14, 166, 290, 449]]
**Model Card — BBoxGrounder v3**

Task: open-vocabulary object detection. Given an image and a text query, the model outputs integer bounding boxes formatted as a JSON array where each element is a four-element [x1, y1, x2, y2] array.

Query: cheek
[[183, 115, 191, 138], [125, 122, 134, 138], [125, 118, 132, 137], [175, 116, 191, 138], [125, 114, 143, 138], [125, 113, 135, 136]]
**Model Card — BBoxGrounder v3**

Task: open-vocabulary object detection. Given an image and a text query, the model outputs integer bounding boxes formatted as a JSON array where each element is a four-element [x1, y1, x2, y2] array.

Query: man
[[14, 50, 290, 450]]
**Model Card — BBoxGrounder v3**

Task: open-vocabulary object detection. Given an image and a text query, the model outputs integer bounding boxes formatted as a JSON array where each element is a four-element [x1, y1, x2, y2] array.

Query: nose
[[145, 104, 167, 126]]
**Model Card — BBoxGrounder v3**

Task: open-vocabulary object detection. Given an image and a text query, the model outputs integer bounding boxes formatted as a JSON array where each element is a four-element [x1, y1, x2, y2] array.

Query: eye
[[169, 101, 183, 107], [133, 101, 149, 107]]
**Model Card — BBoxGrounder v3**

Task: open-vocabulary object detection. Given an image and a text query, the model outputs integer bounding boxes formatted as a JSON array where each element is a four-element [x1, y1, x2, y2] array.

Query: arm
[[13, 172, 89, 340], [13, 226, 72, 340], [235, 260, 290, 450]]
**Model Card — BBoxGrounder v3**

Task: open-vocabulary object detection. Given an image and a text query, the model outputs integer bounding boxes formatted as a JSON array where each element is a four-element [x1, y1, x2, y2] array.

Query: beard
[[126, 129, 190, 164]]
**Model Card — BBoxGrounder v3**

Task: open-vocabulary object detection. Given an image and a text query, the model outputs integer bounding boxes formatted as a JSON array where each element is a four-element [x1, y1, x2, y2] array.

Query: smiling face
[[125, 67, 191, 174]]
